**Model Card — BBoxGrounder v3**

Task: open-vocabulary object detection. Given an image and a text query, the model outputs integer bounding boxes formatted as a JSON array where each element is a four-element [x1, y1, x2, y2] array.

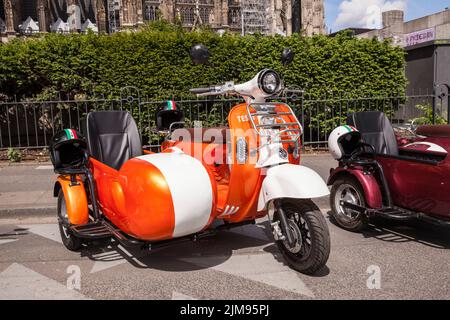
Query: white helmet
[[328, 125, 361, 160]]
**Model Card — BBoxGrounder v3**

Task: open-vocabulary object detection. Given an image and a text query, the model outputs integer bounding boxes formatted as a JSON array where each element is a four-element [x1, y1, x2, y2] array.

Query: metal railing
[[0, 87, 446, 150]]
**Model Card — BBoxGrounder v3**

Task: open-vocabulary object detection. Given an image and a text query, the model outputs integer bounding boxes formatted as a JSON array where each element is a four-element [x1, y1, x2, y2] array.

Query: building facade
[[0, 0, 326, 41], [354, 9, 450, 121], [356, 9, 450, 48]]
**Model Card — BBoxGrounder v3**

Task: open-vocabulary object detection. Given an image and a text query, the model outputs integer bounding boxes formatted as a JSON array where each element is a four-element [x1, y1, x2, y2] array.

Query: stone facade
[[0, 0, 326, 40]]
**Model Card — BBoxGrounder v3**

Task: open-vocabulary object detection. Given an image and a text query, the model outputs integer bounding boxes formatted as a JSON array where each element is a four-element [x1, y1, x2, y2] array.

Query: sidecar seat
[[82, 110, 142, 170], [347, 111, 399, 156]]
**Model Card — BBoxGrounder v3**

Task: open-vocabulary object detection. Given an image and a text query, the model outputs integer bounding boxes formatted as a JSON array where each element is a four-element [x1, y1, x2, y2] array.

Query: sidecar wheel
[[57, 190, 83, 251], [274, 199, 330, 275], [330, 176, 368, 232]]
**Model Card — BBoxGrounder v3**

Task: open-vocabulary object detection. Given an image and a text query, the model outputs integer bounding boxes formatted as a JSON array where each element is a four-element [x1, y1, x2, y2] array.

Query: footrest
[[369, 207, 417, 221], [71, 222, 112, 239]]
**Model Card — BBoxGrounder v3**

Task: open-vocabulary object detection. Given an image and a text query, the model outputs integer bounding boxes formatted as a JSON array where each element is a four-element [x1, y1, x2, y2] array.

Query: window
[[199, 7, 210, 24], [228, 8, 241, 27], [180, 7, 195, 25], [144, 5, 159, 21]]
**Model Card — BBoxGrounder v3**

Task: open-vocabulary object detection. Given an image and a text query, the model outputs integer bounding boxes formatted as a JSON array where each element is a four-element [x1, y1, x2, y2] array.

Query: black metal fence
[[0, 86, 447, 150]]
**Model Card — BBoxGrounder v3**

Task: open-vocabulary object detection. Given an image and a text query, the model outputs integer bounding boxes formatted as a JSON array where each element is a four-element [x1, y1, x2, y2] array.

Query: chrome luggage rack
[[245, 102, 303, 145]]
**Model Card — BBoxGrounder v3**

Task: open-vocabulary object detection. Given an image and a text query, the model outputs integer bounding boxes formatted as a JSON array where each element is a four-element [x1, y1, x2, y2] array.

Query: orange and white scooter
[[50, 47, 330, 274]]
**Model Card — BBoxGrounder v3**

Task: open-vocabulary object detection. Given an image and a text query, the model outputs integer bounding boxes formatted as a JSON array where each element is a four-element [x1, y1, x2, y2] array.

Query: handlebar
[[190, 82, 235, 97], [189, 87, 217, 95]]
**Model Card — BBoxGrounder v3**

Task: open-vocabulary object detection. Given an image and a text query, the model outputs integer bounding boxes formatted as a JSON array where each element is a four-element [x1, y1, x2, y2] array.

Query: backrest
[[347, 111, 399, 156], [83, 111, 142, 170]]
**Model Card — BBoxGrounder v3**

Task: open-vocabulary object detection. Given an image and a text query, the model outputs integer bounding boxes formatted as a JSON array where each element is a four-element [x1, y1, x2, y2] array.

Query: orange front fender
[[56, 176, 89, 225]]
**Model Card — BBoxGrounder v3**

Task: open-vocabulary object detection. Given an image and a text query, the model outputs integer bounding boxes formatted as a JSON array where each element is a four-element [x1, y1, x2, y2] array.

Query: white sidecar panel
[[137, 153, 213, 238]]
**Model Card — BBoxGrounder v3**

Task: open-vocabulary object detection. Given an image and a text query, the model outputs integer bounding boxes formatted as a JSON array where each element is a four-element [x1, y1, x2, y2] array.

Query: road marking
[[22, 224, 62, 244], [90, 250, 128, 273], [0, 263, 89, 300], [0, 239, 18, 245], [228, 224, 270, 242], [180, 253, 315, 298], [35, 165, 54, 170], [172, 291, 197, 300]]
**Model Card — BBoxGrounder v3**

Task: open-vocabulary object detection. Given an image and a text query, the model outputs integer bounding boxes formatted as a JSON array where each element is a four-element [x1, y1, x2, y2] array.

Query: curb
[[0, 206, 56, 218]]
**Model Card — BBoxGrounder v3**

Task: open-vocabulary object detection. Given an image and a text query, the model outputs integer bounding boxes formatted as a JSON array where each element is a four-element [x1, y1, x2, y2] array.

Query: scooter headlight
[[258, 69, 282, 95]]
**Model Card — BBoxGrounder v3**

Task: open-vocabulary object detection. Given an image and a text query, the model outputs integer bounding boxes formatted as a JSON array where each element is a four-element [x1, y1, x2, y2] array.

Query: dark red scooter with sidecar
[[327, 111, 450, 231]]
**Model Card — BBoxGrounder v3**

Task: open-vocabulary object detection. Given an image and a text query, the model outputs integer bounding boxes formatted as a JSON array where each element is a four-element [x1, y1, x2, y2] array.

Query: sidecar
[[328, 111, 450, 231], [51, 109, 243, 251]]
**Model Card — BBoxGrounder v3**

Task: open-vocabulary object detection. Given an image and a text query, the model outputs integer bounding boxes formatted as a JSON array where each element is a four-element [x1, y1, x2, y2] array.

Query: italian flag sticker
[[166, 100, 177, 110], [344, 125, 357, 132], [64, 129, 78, 140]]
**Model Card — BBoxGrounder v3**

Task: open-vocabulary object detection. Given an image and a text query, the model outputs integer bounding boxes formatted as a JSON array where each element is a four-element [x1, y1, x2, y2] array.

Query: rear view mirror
[[281, 48, 295, 66], [190, 44, 210, 65]]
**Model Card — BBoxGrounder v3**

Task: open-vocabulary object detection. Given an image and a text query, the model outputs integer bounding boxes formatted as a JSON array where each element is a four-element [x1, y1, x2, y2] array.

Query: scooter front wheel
[[273, 199, 330, 275], [57, 190, 83, 251]]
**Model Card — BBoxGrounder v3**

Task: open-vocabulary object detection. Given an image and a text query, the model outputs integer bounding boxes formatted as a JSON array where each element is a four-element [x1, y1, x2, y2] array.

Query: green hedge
[[0, 23, 406, 102]]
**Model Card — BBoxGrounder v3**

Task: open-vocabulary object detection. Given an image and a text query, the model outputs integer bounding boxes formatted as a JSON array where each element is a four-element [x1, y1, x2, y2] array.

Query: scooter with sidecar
[[327, 110, 450, 231], [49, 47, 331, 274]]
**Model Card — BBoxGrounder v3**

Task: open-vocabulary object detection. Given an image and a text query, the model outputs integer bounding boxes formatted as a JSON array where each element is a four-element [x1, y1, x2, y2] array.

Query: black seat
[[82, 110, 142, 170], [347, 111, 398, 156]]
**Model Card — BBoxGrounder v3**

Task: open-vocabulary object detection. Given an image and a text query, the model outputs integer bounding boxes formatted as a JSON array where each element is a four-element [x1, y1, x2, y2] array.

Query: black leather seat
[[347, 111, 398, 156], [82, 110, 142, 170]]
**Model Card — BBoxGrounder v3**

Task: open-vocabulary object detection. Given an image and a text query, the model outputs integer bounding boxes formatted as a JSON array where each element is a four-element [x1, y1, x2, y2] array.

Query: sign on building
[[405, 27, 435, 47]]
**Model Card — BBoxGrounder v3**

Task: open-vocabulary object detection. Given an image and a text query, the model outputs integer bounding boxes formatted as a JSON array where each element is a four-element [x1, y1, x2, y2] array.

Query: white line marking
[[35, 165, 54, 170], [0, 239, 18, 245], [172, 291, 197, 300], [180, 253, 315, 298], [0, 263, 89, 300], [22, 224, 62, 244]]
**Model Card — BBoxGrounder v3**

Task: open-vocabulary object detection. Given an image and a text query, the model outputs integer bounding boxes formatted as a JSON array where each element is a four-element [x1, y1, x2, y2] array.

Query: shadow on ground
[[327, 211, 450, 249]]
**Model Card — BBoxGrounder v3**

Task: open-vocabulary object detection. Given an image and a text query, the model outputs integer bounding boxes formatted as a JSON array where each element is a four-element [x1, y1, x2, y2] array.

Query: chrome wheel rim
[[334, 184, 362, 221], [59, 196, 70, 238], [282, 217, 302, 254]]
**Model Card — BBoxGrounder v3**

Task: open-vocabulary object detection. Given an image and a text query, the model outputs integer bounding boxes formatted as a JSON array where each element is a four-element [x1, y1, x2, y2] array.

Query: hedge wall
[[0, 22, 406, 102]]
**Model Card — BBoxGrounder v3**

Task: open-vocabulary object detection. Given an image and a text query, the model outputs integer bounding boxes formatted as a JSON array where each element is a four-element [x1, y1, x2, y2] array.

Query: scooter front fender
[[257, 164, 329, 212], [328, 167, 383, 209]]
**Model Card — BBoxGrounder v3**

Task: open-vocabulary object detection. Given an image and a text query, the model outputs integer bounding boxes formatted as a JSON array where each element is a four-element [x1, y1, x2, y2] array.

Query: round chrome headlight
[[258, 69, 282, 95]]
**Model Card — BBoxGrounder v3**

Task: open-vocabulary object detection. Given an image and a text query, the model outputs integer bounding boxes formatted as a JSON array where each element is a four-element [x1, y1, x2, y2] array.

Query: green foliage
[[0, 23, 406, 102], [7, 148, 22, 162], [412, 104, 447, 125]]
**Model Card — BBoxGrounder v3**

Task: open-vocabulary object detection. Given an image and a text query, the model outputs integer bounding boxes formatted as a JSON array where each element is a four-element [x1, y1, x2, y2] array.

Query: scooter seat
[[347, 111, 399, 156], [82, 110, 142, 170], [172, 127, 228, 144]]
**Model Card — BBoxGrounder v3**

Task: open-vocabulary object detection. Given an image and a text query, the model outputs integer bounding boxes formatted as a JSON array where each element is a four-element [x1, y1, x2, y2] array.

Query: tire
[[330, 176, 368, 232], [57, 190, 83, 251], [273, 199, 330, 275]]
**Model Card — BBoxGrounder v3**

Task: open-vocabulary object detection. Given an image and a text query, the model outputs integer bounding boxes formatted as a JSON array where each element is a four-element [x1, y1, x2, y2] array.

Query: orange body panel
[[90, 157, 176, 241], [57, 175, 89, 225]]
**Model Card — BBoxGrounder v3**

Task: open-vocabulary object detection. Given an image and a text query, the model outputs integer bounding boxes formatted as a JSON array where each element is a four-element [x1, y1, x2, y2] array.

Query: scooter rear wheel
[[57, 190, 83, 251], [330, 176, 368, 232], [274, 199, 330, 275]]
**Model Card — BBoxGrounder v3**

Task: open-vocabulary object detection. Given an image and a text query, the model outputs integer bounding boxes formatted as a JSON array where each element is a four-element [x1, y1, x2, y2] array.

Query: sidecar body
[[328, 111, 450, 229]]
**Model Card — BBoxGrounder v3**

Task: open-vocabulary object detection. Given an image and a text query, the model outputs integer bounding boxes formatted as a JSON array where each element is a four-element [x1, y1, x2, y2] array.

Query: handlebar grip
[[190, 87, 214, 94]]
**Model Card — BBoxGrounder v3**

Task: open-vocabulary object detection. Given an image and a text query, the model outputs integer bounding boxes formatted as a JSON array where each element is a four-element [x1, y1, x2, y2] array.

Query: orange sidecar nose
[[102, 152, 216, 241]]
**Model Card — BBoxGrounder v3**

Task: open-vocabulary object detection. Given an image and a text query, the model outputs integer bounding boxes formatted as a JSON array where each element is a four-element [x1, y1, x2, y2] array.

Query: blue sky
[[325, 0, 449, 33]]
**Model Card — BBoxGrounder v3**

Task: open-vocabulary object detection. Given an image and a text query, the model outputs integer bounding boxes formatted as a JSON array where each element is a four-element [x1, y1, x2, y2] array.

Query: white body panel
[[404, 142, 448, 154], [257, 164, 330, 211], [256, 143, 289, 168], [137, 153, 213, 238]]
